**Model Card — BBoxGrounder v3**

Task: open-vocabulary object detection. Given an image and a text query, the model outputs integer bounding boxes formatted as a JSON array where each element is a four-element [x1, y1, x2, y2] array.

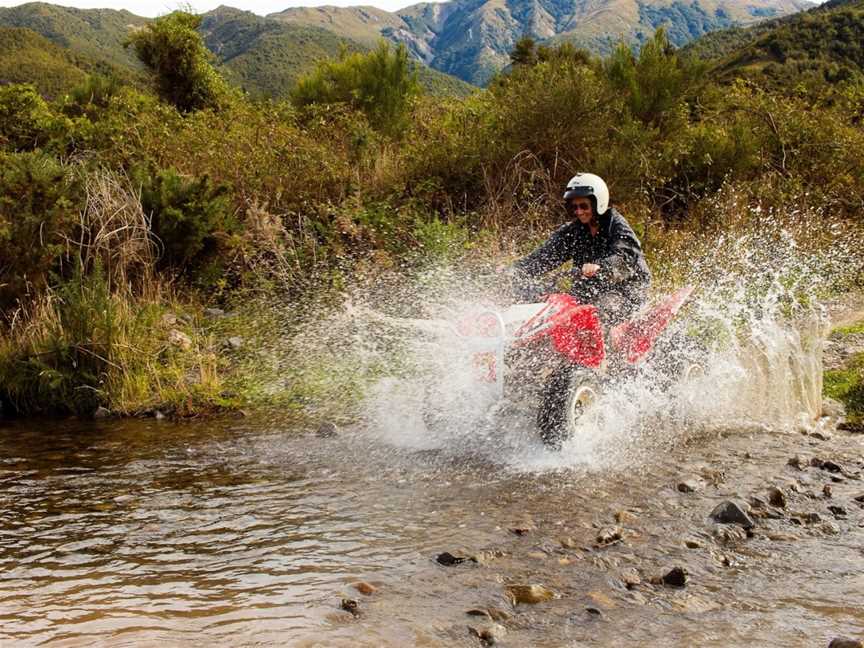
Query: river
[[2, 409, 863, 647]]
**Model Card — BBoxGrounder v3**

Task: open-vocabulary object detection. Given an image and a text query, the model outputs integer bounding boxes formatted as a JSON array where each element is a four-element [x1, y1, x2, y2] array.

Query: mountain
[[0, 3, 474, 99], [270, 0, 812, 85], [200, 6, 475, 98], [683, 0, 864, 86], [0, 2, 147, 69]]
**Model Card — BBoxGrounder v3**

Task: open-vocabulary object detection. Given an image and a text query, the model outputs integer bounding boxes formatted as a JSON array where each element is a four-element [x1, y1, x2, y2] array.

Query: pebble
[[822, 522, 841, 535], [684, 538, 704, 549], [828, 505, 848, 518], [767, 487, 787, 508], [661, 567, 688, 588], [615, 510, 639, 525], [468, 622, 507, 645], [710, 500, 755, 529], [788, 455, 807, 470], [316, 421, 339, 438], [353, 582, 376, 595], [505, 584, 556, 604], [823, 484, 833, 498], [340, 598, 359, 616], [93, 406, 111, 419], [829, 638, 862, 648], [437, 551, 471, 566], [677, 481, 699, 493], [596, 527, 623, 545]]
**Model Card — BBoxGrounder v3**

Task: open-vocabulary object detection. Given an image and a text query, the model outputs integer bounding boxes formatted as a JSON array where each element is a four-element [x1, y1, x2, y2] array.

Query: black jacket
[[512, 208, 651, 303]]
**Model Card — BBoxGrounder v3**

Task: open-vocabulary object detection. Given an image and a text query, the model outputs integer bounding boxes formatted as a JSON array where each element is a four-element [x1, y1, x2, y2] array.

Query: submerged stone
[[505, 584, 556, 604], [710, 500, 755, 529]]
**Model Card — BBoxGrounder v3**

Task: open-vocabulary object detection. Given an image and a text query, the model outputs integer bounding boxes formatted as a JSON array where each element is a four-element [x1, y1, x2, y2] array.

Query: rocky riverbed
[[1, 306, 863, 647]]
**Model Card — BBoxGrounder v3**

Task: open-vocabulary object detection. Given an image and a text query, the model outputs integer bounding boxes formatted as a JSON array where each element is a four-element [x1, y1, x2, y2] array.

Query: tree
[[290, 41, 419, 136], [126, 11, 228, 112], [510, 37, 538, 66]]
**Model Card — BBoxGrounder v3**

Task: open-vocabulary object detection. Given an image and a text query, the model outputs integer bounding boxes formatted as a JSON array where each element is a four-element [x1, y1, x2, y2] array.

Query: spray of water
[[278, 213, 862, 474]]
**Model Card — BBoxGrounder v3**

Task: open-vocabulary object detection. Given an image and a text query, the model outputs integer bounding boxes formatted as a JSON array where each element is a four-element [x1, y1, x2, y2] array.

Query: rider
[[510, 173, 651, 324]]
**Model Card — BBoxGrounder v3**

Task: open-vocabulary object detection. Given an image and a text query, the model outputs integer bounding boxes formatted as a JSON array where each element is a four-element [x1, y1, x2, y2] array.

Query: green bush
[[0, 152, 83, 309], [0, 84, 59, 151], [291, 41, 419, 136], [126, 11, 229, 112], [137, 167, 237, 272]]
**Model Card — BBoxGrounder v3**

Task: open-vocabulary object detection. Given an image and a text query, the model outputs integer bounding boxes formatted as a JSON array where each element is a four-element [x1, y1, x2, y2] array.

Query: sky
[[0, 0, 431, 16]]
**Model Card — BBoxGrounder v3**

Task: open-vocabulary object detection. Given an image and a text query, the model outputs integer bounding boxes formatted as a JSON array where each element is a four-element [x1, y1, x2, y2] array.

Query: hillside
[[683, 0, 864, 87], [0, 2, 147, 69], [0, 27, 87, 97], [270, 0, 811, 85], [0, 3, 474, 99]]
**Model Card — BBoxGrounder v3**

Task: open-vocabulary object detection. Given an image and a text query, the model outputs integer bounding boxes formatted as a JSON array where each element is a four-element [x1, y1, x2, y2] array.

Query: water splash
[[292, 219, 860, 473]]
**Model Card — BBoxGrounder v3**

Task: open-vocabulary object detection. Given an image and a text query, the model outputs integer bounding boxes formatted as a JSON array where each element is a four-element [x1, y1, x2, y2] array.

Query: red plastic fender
[[609, 286, 694, 364]]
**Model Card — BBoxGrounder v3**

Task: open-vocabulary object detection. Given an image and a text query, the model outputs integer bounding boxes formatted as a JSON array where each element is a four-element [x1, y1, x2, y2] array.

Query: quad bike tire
[[537, 367, 601, 450]]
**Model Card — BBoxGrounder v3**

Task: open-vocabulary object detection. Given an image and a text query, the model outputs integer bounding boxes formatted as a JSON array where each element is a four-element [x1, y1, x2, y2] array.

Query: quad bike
[[429, 284, 700, 449]]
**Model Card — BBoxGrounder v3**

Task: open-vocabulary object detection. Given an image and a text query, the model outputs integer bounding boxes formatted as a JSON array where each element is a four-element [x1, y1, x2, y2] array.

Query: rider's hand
[[581, 263, 601, 278]]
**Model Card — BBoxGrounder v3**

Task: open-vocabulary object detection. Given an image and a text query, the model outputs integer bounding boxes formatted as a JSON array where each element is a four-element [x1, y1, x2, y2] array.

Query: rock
[[586, 606, 603, 616], [508, 525, 534, 536], [316, 421, 339, 438], [168, 329, 193, 350], [661, 567, 688, 588], [854, 493, 864, 503], [822, 460, 844, 473], [596, 526, 623, 546], [436, 551, 471, 566], [505, 584, 556, 604], [677, 481, 700, 493], [838, 420, 864, 433], [829, 638, 862, 648], [684, 538, 704, 549], [810, 431, 832, 441], [466, 609, 491, 618], [766, 532, 797, 542], [821, 522, 841, 535], [154, 409, 166, 420], [93, 406, 111, 419], [587, 590, 616, 609], [353, 581, 377, 595], [803, 512, 823, 524], [468, 622, 507, 645], [204, 307, 226, 319], [161, 312, 177, 327], [767, 487, 787, 508], [828, 505, 848, 518], [714, 525, 748, 544], [710, 500, 755, 529], [811, 457, 825, 469], [226, 336, 243, 350], [559, 536, 579, 549], [340, 598, 359, 616], [788, 455, 807, 470], [823, 484, 833, 498], [486, 607, 511, 622], [615, 510, 639, 525], [471, 550, 505, 565], [620, 567, 641, 589], [822, 397, 847, 417]]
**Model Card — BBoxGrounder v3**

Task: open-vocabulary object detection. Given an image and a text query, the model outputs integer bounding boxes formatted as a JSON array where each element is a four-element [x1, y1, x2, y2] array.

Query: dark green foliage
[[605, 29, 706, 131], [138, 167, 236, 272], [291, 41, 419, 135], [510, 37, 538, 66], [127, 11, 229, 112], [0, 83, 58, 151], [0, 152, 83, 310]]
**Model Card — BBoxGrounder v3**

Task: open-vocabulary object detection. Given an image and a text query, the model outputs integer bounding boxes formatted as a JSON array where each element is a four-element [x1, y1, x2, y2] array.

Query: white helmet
[[563, 173, 609, 215]]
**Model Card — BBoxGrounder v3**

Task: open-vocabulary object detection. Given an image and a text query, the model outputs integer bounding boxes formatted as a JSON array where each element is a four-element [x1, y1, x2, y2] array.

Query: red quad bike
[[449, 286, 698, 449]]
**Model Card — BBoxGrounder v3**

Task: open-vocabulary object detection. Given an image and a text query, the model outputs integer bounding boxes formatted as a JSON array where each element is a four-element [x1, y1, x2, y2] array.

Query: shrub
[[0, 152, 83, 310], [126, 11, 229, 112], [291, 41, 419, 136], [0, 84, 59, 151]]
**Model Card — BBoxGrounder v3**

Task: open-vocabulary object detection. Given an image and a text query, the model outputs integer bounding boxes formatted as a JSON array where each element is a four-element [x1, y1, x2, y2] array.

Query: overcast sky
[[0, 0, 430, 16]]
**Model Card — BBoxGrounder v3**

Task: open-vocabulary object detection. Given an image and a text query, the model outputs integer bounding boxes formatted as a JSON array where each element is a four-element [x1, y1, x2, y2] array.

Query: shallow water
[[1, 412, 863, 647]]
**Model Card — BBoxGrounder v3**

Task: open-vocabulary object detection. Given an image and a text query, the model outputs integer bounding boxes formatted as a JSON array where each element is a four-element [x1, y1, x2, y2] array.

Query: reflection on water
[[1, 416, 863, 647]]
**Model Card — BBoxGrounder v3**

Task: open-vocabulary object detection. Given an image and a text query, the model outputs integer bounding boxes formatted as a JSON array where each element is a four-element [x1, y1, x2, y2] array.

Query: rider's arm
[[511, 225, 572, 277], [596, 214, 647, 284]]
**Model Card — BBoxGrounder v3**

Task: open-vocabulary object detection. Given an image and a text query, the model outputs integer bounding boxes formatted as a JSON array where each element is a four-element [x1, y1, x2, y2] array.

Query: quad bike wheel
[[537, 367, 601, 450]]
